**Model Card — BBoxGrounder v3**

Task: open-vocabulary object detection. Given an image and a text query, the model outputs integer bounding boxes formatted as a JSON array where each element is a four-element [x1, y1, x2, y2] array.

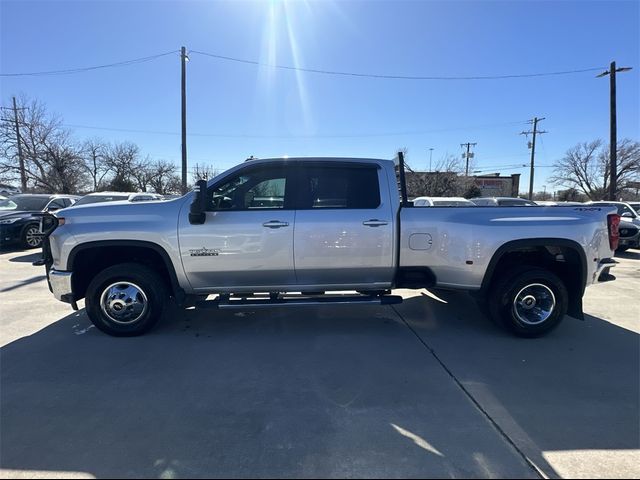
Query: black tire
[[488, 266, 568, 337], [85, 263, 166, 337], [21, 223, 43, 249]]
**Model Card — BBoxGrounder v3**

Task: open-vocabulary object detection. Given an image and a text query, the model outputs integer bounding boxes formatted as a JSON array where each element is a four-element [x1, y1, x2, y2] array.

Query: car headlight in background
[[0, 218, 21, 225]]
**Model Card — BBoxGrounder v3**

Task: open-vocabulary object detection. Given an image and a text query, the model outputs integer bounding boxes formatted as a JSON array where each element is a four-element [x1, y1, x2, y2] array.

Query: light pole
[[428, 148, 434, 172], [543, 184, 547, 200], [597, 61, 632, 201]]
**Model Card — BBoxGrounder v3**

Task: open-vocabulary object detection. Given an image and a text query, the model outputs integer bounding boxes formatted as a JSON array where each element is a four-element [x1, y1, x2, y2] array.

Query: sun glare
[[258, 0, 316, 133]]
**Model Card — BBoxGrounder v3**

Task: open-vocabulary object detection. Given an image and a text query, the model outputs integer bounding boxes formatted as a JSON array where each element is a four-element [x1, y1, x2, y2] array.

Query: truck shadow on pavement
[[615, 249, 640, 260], [7, 251, 42, 263], [0, 274, 46, 293], [1, 293, 638, 478], [396, 289, 640, 478]]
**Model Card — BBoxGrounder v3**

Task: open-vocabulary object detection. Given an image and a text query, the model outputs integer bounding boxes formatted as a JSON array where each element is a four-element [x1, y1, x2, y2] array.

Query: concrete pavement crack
[[390, 305, 546, 480]]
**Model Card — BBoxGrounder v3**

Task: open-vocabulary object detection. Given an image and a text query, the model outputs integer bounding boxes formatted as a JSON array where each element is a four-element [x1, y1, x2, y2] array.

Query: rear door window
[[297, 165, 381, 209]]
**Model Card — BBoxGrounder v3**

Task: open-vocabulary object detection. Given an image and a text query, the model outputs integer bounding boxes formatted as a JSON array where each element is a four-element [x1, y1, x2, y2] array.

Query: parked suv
[[617, 220, 640, 252], [0, 194, 79, 248]]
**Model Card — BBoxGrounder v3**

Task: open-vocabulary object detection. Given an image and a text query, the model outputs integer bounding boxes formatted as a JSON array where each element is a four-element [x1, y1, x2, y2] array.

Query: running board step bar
[[195, 295, 403, 310]]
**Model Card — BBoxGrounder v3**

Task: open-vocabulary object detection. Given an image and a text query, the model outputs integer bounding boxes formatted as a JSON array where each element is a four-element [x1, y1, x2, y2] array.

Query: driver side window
[[207, 167, 288, 211]]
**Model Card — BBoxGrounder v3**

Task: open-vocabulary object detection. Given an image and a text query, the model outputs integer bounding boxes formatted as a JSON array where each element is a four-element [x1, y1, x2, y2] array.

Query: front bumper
[[48, 269, 76, 307]]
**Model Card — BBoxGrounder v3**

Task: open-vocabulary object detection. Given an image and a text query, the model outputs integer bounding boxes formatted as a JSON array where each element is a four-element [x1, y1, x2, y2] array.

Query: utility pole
[[428, 148, 434, 172], [12, 97, 27, 192], [520, 117, 547, 200], [181, 46, 189, 194], [1, 98, 27, 192], [460, 142, 476, 176], [597, 62, 632, 201]]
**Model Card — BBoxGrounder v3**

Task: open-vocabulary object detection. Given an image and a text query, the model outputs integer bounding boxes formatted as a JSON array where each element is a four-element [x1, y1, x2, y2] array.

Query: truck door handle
[[362, 219, 389, 227], [262, 220, 290, 229]]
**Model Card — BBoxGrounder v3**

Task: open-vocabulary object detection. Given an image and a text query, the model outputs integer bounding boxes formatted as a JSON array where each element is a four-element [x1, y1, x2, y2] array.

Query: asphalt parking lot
[[1, 248, 638, 479]]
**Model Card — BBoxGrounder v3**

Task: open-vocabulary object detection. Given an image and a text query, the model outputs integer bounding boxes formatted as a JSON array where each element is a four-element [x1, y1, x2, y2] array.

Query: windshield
[[74, 195, 129, 206], [0, 196, 50, 211]]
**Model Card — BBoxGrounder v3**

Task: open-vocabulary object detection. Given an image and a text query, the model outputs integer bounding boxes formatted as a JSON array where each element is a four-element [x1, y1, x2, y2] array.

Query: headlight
[[0, 218, 21, 225]]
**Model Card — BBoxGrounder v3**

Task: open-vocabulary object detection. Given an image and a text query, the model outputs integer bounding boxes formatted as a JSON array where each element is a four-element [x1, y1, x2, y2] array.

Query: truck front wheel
[[85, 263, 166, 336], [488, 266, 568, 337]]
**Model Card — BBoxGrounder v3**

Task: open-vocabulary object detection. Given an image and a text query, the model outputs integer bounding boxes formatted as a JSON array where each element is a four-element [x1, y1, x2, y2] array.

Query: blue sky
[[1, 0, 638, 192]]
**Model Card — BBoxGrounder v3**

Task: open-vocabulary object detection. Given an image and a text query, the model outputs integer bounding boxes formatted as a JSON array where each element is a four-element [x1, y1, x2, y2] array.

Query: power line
[[2, 48, 605, 80], [473, 163, 557, 174], [190, 50, 605, 81], [61, 120, 528, 139], [0, 51, 178, 77]]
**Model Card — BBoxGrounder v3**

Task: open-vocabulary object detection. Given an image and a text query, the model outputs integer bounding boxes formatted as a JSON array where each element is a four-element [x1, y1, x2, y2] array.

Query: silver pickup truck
[[42, 156, 620, 337]]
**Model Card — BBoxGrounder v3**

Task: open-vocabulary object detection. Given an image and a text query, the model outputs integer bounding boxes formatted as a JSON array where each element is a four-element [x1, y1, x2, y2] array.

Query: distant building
[[474, 174, 521, 197]]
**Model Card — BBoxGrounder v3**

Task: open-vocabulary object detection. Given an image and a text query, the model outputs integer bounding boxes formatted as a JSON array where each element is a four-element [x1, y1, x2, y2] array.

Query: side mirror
[[621, 212, 633, 218], [46, 206, 60, 212], [189, 179, 208, 225]]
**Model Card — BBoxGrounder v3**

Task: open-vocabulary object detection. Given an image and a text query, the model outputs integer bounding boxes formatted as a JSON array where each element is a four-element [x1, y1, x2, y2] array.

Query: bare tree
[[1, 95, 195, 195], [598, 139, 640, 198], [191, 163, 219, 182], [404, 153, 475, 197], [147, 159, 181, 195], [129, 156, 154, 192], [0, 96, 88, 192], [38, 132, 88, 193], [104, 141, 139, 192], [81, 138, 111, 191], [550, 139, 640, 200]]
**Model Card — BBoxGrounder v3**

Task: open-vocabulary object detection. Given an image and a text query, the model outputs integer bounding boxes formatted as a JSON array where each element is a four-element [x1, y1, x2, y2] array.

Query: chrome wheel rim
[[100, 282, 148, 325], [513, 283, 556, 326], [25, 226, 42, 247]]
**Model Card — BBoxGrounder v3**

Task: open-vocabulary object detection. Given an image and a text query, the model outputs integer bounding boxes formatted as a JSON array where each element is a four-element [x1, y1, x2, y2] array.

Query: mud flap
[[568, 295, 585, 321]]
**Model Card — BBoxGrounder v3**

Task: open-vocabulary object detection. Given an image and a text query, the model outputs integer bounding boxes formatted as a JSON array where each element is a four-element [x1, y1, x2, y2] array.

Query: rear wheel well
[[482, 243, 586, 319], [70, 245, 177, 301]]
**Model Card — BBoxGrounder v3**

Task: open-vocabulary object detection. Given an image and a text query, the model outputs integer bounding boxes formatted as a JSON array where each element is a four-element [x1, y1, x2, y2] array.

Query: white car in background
[[534, 201, 584, 206], [587, 201, 640, 228], [471, 197, 537, 206], [627, 202, 640, 213], [72, 192, 163, 207], [412, 196, 475, 207]]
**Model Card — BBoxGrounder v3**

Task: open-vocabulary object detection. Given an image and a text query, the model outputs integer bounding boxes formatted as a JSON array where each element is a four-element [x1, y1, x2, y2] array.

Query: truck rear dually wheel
[[488, 266, 568, 337], [85, 263, 166, 336]]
